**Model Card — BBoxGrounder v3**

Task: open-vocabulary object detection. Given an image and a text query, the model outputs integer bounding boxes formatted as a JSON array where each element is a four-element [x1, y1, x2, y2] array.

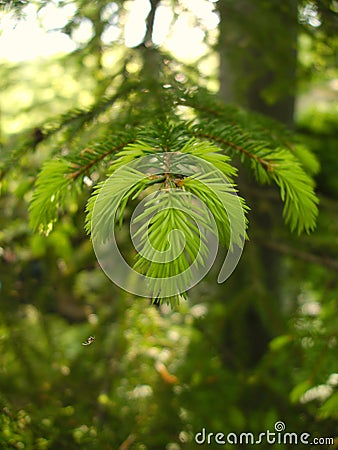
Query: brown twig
[[144, 0, 161, 46], [194, 131, 273, 171], [67, 140, 136, 180], [118, 434, 136, 450]]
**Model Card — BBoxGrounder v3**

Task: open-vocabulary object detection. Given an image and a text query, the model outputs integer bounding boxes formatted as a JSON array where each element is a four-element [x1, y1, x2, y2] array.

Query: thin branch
[[243, 184, 338, 215], [44, 82, 139, 137], [193, 130, 272, 170], [118, 434, 136, 450], [144, 0, 161, 46], [0, 80, 140, 180], [258, 239, 338, 271], [67, 139, 136, 180]]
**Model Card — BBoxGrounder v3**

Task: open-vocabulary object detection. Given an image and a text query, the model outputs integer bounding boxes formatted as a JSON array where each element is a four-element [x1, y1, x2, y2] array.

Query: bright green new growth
[[131, 190, 210, 303], [84, 139, 246, 305], [24, 54, 319, 305]]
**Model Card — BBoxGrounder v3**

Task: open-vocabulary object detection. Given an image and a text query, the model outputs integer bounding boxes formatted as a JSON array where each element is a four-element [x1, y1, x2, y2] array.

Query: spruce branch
[[29, 160, 76, 234], [83, 133, 249, 305], [186, 119, 319, 234], [16, 51, 322, 305], [29, 130, 138, 234], [66, 133, 138, 181]]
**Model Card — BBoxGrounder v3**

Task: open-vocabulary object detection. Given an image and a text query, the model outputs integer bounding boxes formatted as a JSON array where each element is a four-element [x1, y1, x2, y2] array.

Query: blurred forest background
[[0, 0, 338, 449]]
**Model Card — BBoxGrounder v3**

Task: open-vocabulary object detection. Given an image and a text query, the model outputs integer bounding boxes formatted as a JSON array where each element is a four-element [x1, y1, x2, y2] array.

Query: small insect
[[82, 336, 95, 346]]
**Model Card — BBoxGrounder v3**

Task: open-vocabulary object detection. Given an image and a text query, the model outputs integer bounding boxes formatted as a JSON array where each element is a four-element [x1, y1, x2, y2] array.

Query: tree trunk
[[218, 0, 298, 126], [216, 0, 299, 365]]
